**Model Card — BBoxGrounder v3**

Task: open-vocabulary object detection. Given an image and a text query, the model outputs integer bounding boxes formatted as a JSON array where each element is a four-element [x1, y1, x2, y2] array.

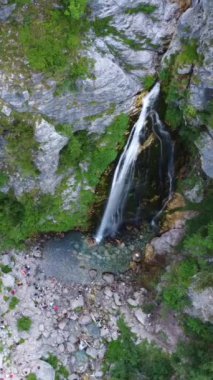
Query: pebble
[[58, 320, 67, 330], [67, 343, 76, 353], [89, 269, 97, 280], [135, 309, 147, 325], [114, 293, 122, 306], [86, 347, 98, 359], [39, 324, 45, 332], [58, 344, 65, 353], [71, 295, 84, 310], [79, 315, 92, 326], [2, 274, 15, 288], [102, 273, 114, 284], [104, 287, 113, 298]]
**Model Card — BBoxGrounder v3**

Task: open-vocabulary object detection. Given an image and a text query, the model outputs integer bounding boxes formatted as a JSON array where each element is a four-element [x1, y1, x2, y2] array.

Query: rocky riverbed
[[0, 229, 185, 380]]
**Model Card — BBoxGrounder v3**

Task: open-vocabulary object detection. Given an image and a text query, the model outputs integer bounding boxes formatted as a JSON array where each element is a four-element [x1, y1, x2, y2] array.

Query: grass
[[1, 265, 12, 274], [17, 316, 32, 332], [125, 4, 157, 15], [44, 354, 69, 380], [26, 374, 37, 380], [9, 296, 20, 310], [142, 75, 157, 90]]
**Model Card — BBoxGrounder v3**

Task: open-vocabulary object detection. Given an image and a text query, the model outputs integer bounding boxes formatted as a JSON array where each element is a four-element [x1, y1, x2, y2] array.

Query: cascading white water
[[95, 83, 161, 244], [150, 110, 175, 226]]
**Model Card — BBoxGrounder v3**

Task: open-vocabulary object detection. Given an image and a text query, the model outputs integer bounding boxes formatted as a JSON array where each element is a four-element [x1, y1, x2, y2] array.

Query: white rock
[[114, 293, 122, 306], [71, 295, 84, 310], [2, 274, 15, 288], [135, 309, 147, 325], [34, 360, 55, 380], [79, 315, 91, 325], [102, 273, 114, 284], [67, 343, 76, 353], [104, 287, 113, 298], [86, 347, 98, 359], [58, 320, 67, 330]]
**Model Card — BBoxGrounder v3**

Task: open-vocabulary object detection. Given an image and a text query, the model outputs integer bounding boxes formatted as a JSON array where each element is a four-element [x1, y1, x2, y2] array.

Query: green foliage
[[125, 4, 157, 15], [45, 354, 69, 379], [3, 113, 38, 176], [19, 1, 91, 86], [171, 317, 213, 379], [159, 43, 203, 149], [17, 316, 32, 332], [64, 0, 88, 20], [0, 172, 9, 187], [176, 40, 204, 66], [1, 265, 12, 274], [0, 112, 129, 249], [104, 318, 173, 380], [142, 75, 157, 90], [9, 296, 20, 310], [162, 259, 198, 311], [26, 373, 37, 380]]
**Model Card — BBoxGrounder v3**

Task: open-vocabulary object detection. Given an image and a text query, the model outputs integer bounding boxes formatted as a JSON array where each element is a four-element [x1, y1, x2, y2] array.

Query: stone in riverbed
[[33, 360, 55, 380], [135, 309, 147, 325], [102, 273, 114, 284], [2, 274, 15, 288], [71, 295, 84, 310]]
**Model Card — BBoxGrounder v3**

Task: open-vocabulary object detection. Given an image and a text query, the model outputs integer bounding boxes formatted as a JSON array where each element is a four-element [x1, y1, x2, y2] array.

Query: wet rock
[[102, 273, 114, 284], [73, 351, 89, 374], [151, 228, 187, 255], [144, 244, 156, 263], [89, 269, 97, 280]]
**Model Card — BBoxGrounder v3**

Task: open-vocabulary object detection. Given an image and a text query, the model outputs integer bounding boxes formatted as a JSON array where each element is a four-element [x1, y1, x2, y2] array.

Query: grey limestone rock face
[[0, 0, 180, 133], [163, 0, 213, 178], [187, 284, 213, 323], [34, 119, 68, 194]]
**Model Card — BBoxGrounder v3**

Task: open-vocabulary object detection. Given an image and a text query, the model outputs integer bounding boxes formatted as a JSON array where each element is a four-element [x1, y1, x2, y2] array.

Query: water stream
[[95, 83, 175, 243]]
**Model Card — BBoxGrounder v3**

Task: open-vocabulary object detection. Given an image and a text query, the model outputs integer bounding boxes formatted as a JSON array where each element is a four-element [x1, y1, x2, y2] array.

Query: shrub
[[17, 316, 32, 332], [9, 296, 20, 310], [104, 318, 173, 380], [125, 4, 157, 15], [143, 75, 157, 90], [44, 354, 69, 379], [1, 265, 12, 274], [26, 374, 37, 380]]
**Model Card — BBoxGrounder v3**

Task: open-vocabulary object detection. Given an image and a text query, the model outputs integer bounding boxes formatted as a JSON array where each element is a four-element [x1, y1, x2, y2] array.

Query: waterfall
[[95, 83, 161, 244], [150, 110, 175, 227]]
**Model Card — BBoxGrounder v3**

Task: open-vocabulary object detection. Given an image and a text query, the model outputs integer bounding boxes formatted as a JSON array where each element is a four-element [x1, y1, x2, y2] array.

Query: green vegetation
[[172, 316, 213, 379], [0, 114, 129, 249], [14, 0, 92, 89], [17, 316, 32, 332], [125, 4, 157, 15], [9, 296, 20, 310], [26, 374, 37, 380], [159, 39, 204, 148], [0, 112, 39, 177], [44, 354, 69, 380], [104, 318, 173, 380], [1, 265, 12, 273], [0, 172, 9, 187], [161, 189, 213, 311], [104, 317, 213, 380], [142, 74, 157, 90]]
